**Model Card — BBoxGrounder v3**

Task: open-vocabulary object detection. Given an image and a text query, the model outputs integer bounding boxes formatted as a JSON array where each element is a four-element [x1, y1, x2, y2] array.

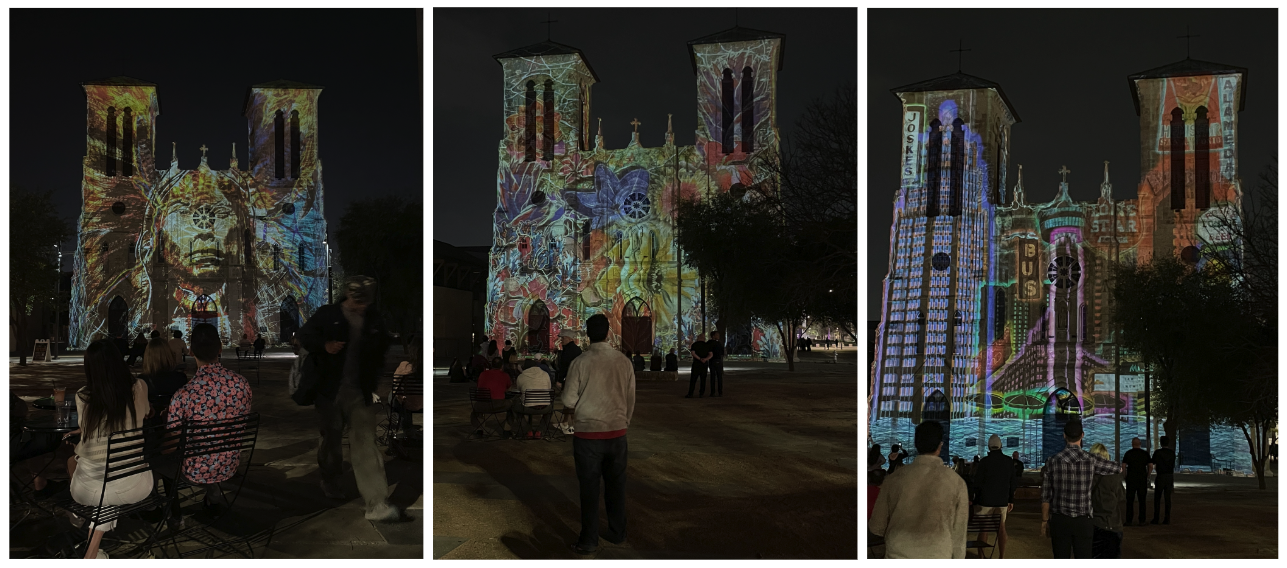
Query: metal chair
[[510, 389, 555, 439], [965, 512, 1003, 559], [158, 412, 261, 558], [467, 388, 508, 440], [385, 372, 423, 458]]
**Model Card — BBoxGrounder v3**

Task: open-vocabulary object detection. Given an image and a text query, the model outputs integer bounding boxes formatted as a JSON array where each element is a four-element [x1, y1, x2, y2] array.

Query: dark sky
[[9, 8, 423, 270], [866, 8, 1278, 318], [433, 7, 857, 247]]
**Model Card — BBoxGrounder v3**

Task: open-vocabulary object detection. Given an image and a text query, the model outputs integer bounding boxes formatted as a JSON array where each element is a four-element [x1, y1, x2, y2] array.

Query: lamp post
[[53, 243, 61, 360], [324, 239, 332, 304]]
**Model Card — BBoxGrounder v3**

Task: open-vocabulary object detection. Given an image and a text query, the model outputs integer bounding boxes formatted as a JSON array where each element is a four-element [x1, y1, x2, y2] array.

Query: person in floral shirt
[[156, 323, 252, 520]]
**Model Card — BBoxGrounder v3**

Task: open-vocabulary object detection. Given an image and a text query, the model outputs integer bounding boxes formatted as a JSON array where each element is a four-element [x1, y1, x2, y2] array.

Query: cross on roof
[[199, 144, 208, 157], [631, 118, 641, 133], [1059, 165, 1071, 183], [540, 11, 558, 41], [950, 39, 972, 73], [1177, 25, 1200, 59]]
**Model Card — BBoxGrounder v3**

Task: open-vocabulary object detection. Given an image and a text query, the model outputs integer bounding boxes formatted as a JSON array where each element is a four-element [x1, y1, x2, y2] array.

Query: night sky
[[9, 9, 423, 270], [432, 7, 857, 247], [866, 8, 1278, 318]]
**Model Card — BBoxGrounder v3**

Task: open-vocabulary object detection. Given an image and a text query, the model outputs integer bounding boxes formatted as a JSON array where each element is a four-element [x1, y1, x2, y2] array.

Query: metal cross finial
[[1177, 25, 1200, 59], [540, 11, 558, 41], [950, 39, 972, 73], [631, 118, 641, 133], [199, 144, 208, 157], [1059, 165, 1071, 183]]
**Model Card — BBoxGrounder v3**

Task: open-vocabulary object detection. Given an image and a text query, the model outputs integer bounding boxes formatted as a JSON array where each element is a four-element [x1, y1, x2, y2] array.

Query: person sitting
[[126, 331, 148, 367], [664, 348, 679, 372], [139, 337, 188, 412], [236, 334, 252, 358], [649, 351, 662, 372], [448, 358, 467, 383], [502, 353, 522, 381], [467, 346, 487, 381], [168, 330, 188, 365], [631, 352, 646, 372], [10, 392, 68, 500], [510, 366, 553, 438], [66, 339, 154, 559], [474, 358, 513, 434], [253, 334, 266, 357]]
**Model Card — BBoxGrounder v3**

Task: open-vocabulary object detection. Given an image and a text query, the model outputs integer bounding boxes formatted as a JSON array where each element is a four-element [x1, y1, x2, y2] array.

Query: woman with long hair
[[65, 339, 153, 559], [139, 337, 187, 407], [1089, 442, 1125, 558]]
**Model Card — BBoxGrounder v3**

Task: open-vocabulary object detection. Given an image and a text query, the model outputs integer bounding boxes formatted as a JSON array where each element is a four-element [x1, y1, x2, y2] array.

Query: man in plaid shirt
[[1040, 418, 1125, 558]]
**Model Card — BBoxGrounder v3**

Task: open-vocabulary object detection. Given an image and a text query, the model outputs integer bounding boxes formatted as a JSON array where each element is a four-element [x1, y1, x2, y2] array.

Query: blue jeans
[[572, 435, 628, 549]]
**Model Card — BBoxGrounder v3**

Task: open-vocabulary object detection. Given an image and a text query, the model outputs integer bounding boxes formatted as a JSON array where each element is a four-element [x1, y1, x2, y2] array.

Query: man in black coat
[[298, 276, 399, 522], [1121, 437, 1152, 526], [973, 434, 1020, 558], [555, 330, 581, 389]]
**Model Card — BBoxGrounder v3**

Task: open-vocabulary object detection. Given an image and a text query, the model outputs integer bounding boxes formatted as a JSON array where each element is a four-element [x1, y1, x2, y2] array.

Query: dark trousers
[[149, 451, 227, 519], [572, 435, 628, 549], [709, 362, 723, 395], [1091, 527, 1123, 558], [687, 365, 708, 396], [1049, 512, 1094, 559], [1152, 474, 1173, 522], [1125, 480, 1148, 523]]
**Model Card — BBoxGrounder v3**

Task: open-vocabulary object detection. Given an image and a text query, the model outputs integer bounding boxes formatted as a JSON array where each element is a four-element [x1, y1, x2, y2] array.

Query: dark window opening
[[581, 221, 592, 260], [298, 244, 307, 270], [543, 79, 555, 160], [577, 84, 587, 151], [128, 239, 137, 264], [273, 244, 281, 270], [121, 108, 133, 177], [926, 119, 943, 217], [275, 110, 286, 179], [995, 290, 1006, 337], [243, 229, 253, 267], [917, 311, 927, 355], [1170, 107, 1185, 210], [741, 66, 754, 153], [525, 81, 537, 162], [1195, 106, 1210, 209], [949, 117, 965, 216], [721, 68, 735, 154], [111, 201, 126, 215], [291, 110, 301, 179], [105, 107, 117, 176]]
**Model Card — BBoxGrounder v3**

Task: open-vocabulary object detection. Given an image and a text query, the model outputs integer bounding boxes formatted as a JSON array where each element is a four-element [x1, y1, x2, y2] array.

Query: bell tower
[[687, 26, 785, 174], [493, 41, 599, 161]]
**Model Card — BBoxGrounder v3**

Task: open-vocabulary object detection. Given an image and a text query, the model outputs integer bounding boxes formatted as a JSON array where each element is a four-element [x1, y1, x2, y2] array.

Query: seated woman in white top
[[64, 339, 153, 559]]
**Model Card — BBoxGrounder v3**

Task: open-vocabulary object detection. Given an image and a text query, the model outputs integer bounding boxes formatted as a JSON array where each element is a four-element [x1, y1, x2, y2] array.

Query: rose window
[[192, 204, 217, 230], [1047, 256, 1081, 289], [622, 192, 651, 220], [932, 252, 951, 271]]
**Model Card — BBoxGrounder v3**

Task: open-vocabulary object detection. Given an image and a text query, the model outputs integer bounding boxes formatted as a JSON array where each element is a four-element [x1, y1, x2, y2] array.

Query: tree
[[10, 186, 72, 365], [336, 196, 423, 345]]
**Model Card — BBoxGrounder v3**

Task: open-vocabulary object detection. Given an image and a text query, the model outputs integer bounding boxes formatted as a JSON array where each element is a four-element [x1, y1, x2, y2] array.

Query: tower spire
[[230, 142, 239, 169], [1100, 160, 1113, 201], [1012, 164, 1026, 206], [595, 117, 604, 151], [170, 142, 177, 168], [665, 113, 674, 146]]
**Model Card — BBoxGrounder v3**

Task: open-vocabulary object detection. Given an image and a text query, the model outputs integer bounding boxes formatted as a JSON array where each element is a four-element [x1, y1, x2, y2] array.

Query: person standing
[[1088, 443, 1125, 558], [297, 276, 400, 522], [1150, 435, 1176, 525], [685, 334, 712, 398], [708, 330, 725, 397], [972, 434, 1018, 558], [868, 420, 969, 558], [1040, 419, 1125, 558], [1121, 437, 1152, 526], [502, 340, 517, 364], [562, 314, 636, 556], [556, 330, 582, 389], [1012, 451, 1025, 479], [126, 331, 148, 367], [868, 444, 886, 472], [887, 444, 906, 476]]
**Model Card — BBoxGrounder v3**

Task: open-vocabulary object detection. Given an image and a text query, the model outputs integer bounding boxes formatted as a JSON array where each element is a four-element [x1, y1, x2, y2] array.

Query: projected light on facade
[[870, 59, 1250, 472], [69, 78, 327, 348]]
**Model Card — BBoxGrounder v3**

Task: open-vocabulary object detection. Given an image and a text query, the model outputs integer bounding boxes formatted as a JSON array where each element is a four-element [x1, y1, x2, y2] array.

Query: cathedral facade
[[870, 58, 1248, 471], [69, 77, 328, 349], [485, 27, 786, 357]]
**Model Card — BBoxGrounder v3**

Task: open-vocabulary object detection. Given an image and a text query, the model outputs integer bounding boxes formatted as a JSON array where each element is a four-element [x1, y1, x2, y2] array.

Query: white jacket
[[561, 342, 635, 433]]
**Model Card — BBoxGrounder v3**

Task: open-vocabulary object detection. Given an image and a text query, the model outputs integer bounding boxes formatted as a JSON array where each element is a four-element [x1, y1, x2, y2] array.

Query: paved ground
[[868, 473, 1278, 559], [9, 348, 423, 559], [433, 347, 859, 559]]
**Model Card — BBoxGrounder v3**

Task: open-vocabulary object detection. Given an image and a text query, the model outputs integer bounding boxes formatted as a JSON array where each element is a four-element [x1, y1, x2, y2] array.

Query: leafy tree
[[336, 196, 423, 345], [10, 186, 72, 365]]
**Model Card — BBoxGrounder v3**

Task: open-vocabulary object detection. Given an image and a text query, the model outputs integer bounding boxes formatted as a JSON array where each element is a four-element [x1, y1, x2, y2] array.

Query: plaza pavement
[[9, 347, 423, 559], [432, 347, 860, 559]]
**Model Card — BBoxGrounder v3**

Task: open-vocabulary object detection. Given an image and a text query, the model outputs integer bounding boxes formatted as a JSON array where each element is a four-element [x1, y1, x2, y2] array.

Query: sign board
[[901, 110, 922, 183], [1094, 373, 1143, 393], [32, 339, 51, 363]]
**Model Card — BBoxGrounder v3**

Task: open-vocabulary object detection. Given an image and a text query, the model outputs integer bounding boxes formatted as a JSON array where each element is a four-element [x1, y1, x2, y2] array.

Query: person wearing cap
[[971, 434, 1019, 558], [297, 275, 400, 522], [1040, 418, 1125, 558]]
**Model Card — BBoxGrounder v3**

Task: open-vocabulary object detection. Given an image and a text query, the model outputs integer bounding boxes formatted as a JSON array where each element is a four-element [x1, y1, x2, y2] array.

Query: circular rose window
[[192, 204, 217, 230], [932, 252, 951, 271], [111, 202, 126, 215], [1048, 256, 1082, 289], [622, 192, 651, 220]]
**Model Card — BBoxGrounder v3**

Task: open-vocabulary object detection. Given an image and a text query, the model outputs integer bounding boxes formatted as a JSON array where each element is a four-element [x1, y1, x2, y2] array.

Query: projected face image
[[157, 183, 240, 279]]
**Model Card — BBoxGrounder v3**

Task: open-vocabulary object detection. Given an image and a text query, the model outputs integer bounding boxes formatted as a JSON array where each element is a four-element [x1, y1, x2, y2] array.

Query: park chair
[[467, 388, 508, 440], [157, 412, 261, 559], [965, 512, 1003, 559], [52, 421, 182, 559], [510, 389, 555, 440], [383, 371, 423, 459]]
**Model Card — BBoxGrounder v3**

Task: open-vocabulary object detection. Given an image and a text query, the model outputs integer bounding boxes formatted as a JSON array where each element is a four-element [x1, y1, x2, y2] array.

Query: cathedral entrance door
[[192, 294, 219, 328], [923, 389, 951, 465], [281, 295, 300, 344], [1041, 388, 1082, 467], [621, 297, 653, 355], [526, 300, 550, 353], [108, 296, 128, 339]]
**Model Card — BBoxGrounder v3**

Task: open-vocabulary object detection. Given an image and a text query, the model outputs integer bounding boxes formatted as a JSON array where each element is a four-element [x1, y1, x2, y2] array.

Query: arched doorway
[[192, 294, 219, 328], [1042, 388, 1083, 466], [526, 300, 550, 353], [924, 389, 951, 464], [107, 296, 128, 339], [621, 297, 653, 355], [280, 295, 300, 345]]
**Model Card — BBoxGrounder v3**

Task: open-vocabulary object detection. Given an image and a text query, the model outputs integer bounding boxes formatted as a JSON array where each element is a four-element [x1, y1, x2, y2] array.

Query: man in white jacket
[[562, 314, 636, 555], [868, 420, 969, 558]]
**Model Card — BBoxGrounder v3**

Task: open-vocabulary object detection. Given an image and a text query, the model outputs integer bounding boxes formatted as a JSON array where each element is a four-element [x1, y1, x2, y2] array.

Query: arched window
[[524, 80, 537, 162], [273, 244, 281, 270], [298, 244, 307, 271], [275, 110, 286, 179], [128, 239, 137, 264], [1170, 107, 1185, 210], [105, 107, 117, 176], [994, 289, 1006, 337], [542, 79, 555, 160], [917, 311, 927, 354], [291, 109, 301, 179], [1194, 106, 1210, 210], [721, 68, 735, 154], [581, 220, 592, 260], [741, 66, 754, 153], [949, 117, 965, 217], [243, 229, 253, 267], [926, 119, 943, 217], [121, 108, 133, 177]]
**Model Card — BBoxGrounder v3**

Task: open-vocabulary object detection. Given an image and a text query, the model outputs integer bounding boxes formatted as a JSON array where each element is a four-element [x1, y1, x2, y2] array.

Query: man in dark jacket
[[972, 434, 1019, 558], [1150, 436, 1176, 525], [298, 276, 399, 522], [1121, 437, 1152, 526], [556, 330, 581, 389], [708, 330, 725, 397]]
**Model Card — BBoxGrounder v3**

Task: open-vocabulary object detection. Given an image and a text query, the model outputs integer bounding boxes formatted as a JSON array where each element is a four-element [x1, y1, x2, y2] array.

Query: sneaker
[[365, 502, 401, 522], [321, 480, 346, 500]]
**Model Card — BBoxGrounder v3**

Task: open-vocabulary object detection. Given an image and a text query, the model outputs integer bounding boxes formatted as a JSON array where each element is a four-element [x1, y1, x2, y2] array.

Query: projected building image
[[870, 58, 1250, 471]]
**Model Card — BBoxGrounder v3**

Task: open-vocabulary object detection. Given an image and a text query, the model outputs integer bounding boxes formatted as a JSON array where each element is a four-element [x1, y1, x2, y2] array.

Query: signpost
[[31, 339, 52, 363]]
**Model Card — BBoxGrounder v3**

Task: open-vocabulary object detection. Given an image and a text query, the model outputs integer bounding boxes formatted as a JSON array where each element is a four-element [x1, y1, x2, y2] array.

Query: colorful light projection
[[486, 31, 785, 356], [870, 65, 1251, 472], [69, 80, 327, 348]]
